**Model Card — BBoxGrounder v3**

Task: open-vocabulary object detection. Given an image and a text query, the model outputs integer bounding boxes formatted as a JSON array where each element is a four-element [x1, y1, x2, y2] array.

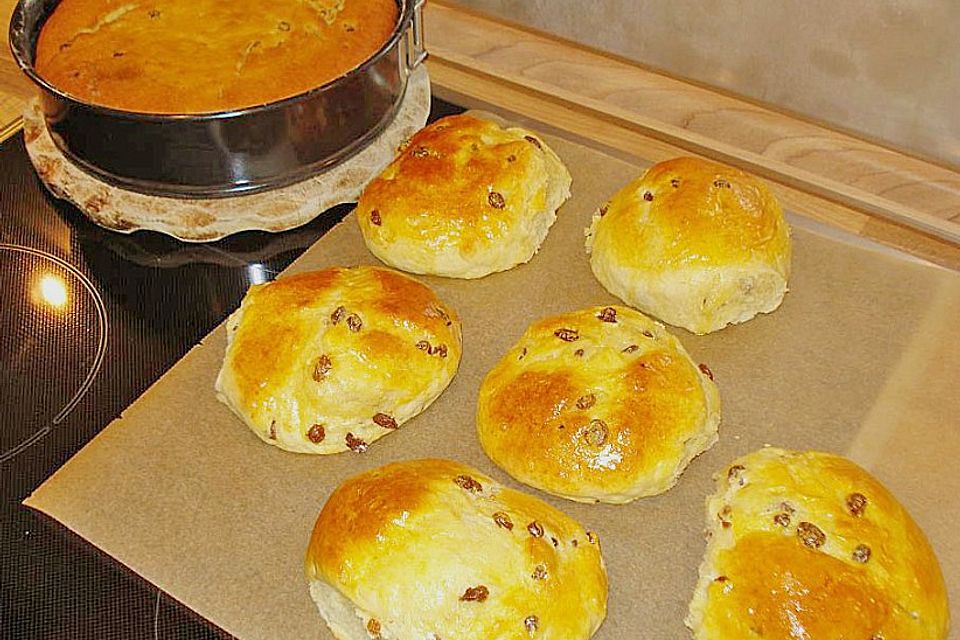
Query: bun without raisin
[[477, 305, 720, 504], [214, 266, 461, 454], [687, 447, 950, 640], [586, 157, 791, 334], [305, 458, 608, 639], [357, 114, 572, 279]]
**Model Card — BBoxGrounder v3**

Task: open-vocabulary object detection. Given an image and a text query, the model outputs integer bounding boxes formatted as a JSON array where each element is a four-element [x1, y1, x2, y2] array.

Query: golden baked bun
[[214, 266, 461, 454], [477, 305, 720, 504], [356, 114, 573, 279], [585, 157, 791, 334], [687, 447, 950, 640], [305, 459, 608, 639]]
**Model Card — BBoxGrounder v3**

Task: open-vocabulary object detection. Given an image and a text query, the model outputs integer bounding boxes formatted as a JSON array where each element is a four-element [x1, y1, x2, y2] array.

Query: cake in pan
[[35, 0, 399, 113]]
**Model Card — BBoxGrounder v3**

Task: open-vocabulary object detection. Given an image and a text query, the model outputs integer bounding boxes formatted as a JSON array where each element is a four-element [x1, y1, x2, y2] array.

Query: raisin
[[346, 314, 362, 332], [847, 492, 867, 516], [531, 564, 547, 580], [307, 424, 325, 443], [493, 512, 514, 530], [454, 475, 482, 493], [597, 307, 617, 323], [148, 8, 160, 18], [367, 618, 381, 637], [507, 154, 517, 163], [773, 512, 791, 527], [642, 329, 654, 338], [313, 354, 332, 381], [527, 521, 544, 538], [718, 505, 733, 528], [519, 347, 527, 360], [573, 348, 584, 357], [268, 420, 277, 440], [714, 179, 731, 189], [797, 522, 826, 549], [699, 363, 715, 380], [576, 393, 596, 410], [727, 464, 745, 483], [416, 340, 431, 352], [330, 305, 346, 325], [373, 413, 398, 429], [643, 191, 654, 201], [488, 191, 506, 209], [345, 433, 367, 453], [370, 209, 382, 226], [524, 615, 539, 635], [411, 146, 431, 158], [622, 344, 639, 353], [460, 585, 489, 602], [586, 531, 599, 544], [554, 328, 579, 342], [524, 135, 542, 149], [599, 204, 609, 217], [278, 20, 291, 31], [583, 419, 608, 446], [853, 544, 871, 563], [671, 178, 680, 188]]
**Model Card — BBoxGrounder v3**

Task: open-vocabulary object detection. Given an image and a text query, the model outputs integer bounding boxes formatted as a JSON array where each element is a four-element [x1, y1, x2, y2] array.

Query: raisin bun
[[477, 305, 720, 504], [305, 459, 608, 639], [356, 114, 572, 279], [214, 266, 461, 454], [687, 448, 950, 640], [585, 157, 791, 334]]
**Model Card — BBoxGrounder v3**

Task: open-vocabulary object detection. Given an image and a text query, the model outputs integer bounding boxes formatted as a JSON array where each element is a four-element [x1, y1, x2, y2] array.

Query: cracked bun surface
[[214, 266, 461, 454], [477, 305, 720, 504], [305, 458, 608, 639], [586, 157, 791, 334], [357, 114, 573, 279], [687, 448, 949, 640]]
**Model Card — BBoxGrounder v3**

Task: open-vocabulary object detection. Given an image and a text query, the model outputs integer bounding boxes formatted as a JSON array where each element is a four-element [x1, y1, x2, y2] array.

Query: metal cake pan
[[9, 0, 426, 198]]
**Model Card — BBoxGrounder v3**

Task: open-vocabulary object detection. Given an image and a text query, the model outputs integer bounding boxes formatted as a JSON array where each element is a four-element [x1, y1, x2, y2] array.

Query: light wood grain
[[0, 0, 31, 138], [426, 1, 960, 244], [427, 58, 960, 272]]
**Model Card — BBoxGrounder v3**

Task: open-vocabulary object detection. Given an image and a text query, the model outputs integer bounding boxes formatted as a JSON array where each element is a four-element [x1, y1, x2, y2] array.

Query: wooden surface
[[0, 0, 957, 268]]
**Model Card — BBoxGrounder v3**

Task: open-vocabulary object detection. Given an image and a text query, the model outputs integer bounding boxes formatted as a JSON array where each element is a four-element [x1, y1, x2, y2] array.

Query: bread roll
[[305, 458, 608, 639], [215, 266, 461, 454], [477, 305, 720, 504], [357, 114, 572, 279], [687, 447, 950, 639], [586, 157, 791, 334]]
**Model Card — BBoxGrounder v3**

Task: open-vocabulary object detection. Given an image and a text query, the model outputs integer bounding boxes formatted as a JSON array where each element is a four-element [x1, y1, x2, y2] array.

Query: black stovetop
[[0, 97, 462, 639]]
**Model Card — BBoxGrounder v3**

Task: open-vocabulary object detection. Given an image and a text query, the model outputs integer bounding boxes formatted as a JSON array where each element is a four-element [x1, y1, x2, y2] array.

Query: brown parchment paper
[[25, 128, 960, 640]]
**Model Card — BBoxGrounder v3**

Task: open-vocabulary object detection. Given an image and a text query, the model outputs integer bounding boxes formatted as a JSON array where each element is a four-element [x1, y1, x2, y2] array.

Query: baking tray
[[23, 120, 960, 639]]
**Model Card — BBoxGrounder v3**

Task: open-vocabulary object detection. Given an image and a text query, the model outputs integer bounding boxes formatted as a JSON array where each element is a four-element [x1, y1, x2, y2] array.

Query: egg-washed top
[[35, 0, 398, 113]]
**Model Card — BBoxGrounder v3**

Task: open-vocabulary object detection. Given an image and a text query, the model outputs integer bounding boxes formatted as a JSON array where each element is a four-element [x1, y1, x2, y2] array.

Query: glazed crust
[[357, 114, 573, 279], [477, 305, 721, 504], [305, 458, 608, 639], [214, 266, 461, 454], [687, 448, 950, 640], [586, 156, 791, 334], [35, 0, 398, 113]]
